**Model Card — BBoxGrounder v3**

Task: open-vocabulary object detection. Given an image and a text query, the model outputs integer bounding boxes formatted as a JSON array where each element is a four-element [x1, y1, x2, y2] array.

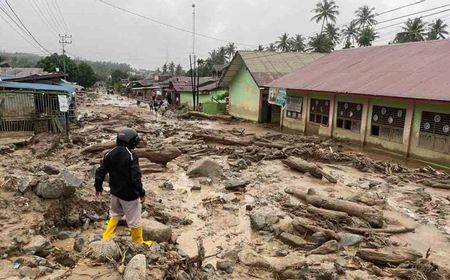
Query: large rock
[[61, 170, 83, 188], [238, 249, 272, 269], [34, 177, 74, 199], [23, 235, 53, 257], [88, 240, 121, 261], [124, 254, 147, 280], [337, 232, 364, 247], [250, 210, 279, 231], [186, 157, 222, 178], [142, 219, 172, 243]]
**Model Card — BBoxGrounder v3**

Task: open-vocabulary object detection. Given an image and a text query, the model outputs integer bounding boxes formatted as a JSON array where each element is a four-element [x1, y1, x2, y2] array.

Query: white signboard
[[58, 95, 69, 112]]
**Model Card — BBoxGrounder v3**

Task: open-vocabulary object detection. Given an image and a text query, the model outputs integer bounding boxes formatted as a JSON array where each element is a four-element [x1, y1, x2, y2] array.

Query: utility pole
[[58, 34, 72, 75], [192, 4, 196, 55]]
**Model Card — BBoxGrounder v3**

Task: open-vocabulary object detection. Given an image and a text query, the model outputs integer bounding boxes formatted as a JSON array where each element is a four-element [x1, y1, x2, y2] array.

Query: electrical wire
[[376, 0, 426, 16], [377, 4, 450, 25], [41, 0, 64, 34], [96, 0, 258, 48], [53, 0, 70, 33], [376, 8, 450, 31], [29, 0, 59, 36], [0, 0, 51, 54]]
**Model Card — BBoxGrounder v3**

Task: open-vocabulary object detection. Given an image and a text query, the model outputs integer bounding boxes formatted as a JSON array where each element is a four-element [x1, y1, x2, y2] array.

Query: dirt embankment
[[0, 92, 449, 280]]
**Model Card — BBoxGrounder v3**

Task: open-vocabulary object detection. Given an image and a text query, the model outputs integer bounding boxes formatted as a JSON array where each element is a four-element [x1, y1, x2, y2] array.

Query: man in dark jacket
[[95, 128, 152, 246]]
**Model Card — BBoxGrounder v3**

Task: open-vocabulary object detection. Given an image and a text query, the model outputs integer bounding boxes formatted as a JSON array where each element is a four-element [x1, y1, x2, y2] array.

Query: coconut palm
[[290, 34, 306, 52], [266, 43, 277, 51], [428, 18, 449, 40], [357, 27, 378, 47], [225, 43, 236, 60], [311, 0, 340, 33], [325, 23, 340, 46], [275, 33, 291, 52], [341, 20, 359, 48], [394, 18, 427, 43], [308, 33, 334, 53], [355, 5, 377, 29]]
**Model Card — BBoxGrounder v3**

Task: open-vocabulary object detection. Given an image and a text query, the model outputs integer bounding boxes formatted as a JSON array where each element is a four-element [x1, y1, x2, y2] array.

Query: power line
[[41, 0, 64, 34], [0, 6, 46, 54], [53, 0, 69, 33], [29, 0, 59, 36], [376, 7, 450, 31], [377, 4, 450, 25], [2, 0, 52, 54], [96, 0, 258, 48], [376, 0, 426, 16]]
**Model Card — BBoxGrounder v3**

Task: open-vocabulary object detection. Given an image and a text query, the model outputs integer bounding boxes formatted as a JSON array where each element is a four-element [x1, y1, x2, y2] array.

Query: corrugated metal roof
[[219, 51, 325, 87], [0, 67, 47, 78], [0, 81, 74, 93], [268, 39, 450, 102]]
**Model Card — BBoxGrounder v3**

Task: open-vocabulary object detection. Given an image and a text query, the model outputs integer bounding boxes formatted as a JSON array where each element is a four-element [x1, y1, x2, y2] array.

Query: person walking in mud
[[94, 128, 153, 247]]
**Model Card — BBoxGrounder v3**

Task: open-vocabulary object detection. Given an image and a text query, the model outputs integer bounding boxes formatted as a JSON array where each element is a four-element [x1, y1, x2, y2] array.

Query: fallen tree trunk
[[420, 179, 450, 190], [306, 205, 350, 221], [344, 226, 415, 235], [180, 111, 233, 121], [306, 240, 338, 256], [285, 188, 383, 228], [253, 141, 284, 149], [140, 163, 166, 174], [135, 147, 182, 165], [81, 141, 115, 154], [356, 248, 422, 266], [193, 133, 251, 146], [283, 157, 337, 184], [292, 217, 340, 241]]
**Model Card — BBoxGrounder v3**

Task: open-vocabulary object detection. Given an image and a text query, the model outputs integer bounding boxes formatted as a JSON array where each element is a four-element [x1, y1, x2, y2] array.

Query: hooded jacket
[[95, 145, 145, 201]]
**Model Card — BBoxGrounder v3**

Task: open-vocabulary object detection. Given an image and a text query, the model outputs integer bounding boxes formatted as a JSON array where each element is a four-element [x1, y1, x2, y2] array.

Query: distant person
[[95, 128, 153, 247]]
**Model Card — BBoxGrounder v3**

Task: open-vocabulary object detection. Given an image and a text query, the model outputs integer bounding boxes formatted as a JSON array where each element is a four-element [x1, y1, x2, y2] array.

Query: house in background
[[178, 78, 228, 115], [268, 39, 450, 166], [219, 51, 324, 123]]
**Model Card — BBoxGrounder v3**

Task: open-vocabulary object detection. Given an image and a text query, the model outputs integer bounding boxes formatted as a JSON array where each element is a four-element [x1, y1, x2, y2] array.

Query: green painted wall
[[229, 66, 260, 122], [333, 95, 368, 143], [179, 90, 227, 108], [410, 102, 450, 165], [365, 98, 411, 154]]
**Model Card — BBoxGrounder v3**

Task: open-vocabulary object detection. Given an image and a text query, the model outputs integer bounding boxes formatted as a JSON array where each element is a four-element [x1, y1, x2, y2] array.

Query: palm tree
[[357, 27, 378, 47], [225, 43, 236, 60], [428, 18, 449, 40], [341, 20, 359, 48], [308, 33, 334, 53], [276, 33, 291, 52], [311, 0, 340, 33], [290, 34, 306, 52], [257, 45, 264, 51], [325, 23, 340, 46], [266, 43, 276, 51], [355, 5, 377, 29], [394, 18, 427, 43], [168, 62, 176, 75]]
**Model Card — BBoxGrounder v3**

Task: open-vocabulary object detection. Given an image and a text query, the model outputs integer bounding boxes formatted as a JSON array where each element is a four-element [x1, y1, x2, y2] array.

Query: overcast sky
[[1, 0, 449, 70]]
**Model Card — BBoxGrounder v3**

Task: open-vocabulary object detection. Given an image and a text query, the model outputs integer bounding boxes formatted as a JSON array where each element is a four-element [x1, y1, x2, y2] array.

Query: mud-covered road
[[1, 92, 450, 280]]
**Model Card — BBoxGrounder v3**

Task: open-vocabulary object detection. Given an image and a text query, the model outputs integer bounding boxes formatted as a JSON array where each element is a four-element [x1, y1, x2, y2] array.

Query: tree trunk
[[306, 205, 350, 221], [179, 111, 232, 121], [135, 147, 182, 165], [292, 217, 340, 241], [282, 157, 337, 183], [356, 248, 422, 266], [81, 141, 116, 154], [344, 226, 415, 235], [285, 188, 383, 228]]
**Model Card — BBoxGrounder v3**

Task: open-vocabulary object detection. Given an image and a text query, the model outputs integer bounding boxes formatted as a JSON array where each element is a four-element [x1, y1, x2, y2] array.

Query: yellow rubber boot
[[102, 216, 119, 241], [131, 226, 153, 247]]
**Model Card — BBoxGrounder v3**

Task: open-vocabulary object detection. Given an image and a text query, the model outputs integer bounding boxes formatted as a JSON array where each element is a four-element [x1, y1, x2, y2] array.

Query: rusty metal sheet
[[268, 39, 450, 102]]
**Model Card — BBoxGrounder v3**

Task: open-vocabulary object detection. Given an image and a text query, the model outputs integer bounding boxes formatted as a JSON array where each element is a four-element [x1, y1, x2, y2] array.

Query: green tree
[[308, 33, 334, 53], [266, 43, 276, 51], [36, 53, 78, 79], [175, 64, 184, 75], [225, 43, 236, 60], [394, 18, 427, 43], [168, 62, 176, 75], [342, 20, 359, 48], [311, 0, 339, 33], [290, 34, 306, 52], [110, 69, 128, 85], [75, 62, 97, 87], [276, 33, 291, 52], [325, 23, 340, 46], [428, 18, 449, 40], [162, 63, 168, 74], [357, 27, 378, 47], [257, 45, 264, 51], [355, 5, 377, 29]]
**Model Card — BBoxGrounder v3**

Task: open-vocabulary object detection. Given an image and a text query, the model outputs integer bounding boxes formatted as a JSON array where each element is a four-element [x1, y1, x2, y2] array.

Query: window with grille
[[418, 111, 450, 153], [370, 105, 406, 143], [336, 101, 363, 133], [309, 98, 330, 126], [286, 96, 303, 119]]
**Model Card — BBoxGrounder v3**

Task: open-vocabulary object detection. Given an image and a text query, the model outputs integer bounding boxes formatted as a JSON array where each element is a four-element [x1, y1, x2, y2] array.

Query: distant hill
[[0, 51, 141, 81]]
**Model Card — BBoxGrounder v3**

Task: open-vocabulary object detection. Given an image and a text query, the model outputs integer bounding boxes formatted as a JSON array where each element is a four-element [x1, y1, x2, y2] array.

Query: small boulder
[[337, 232, 364, 247], [34, 178, 66, 199], [57, 231, 78, 240], [88, 240, 120, 261], [225, 179, 250, 191], [73, 236, 87, 252], [159, 181, 174, 190], [61, 170, 83, 188], [142, 219, 172, 243], [23, 235, 53, 257], [238, 249, 271, 269], [250, 210, 279, 231], [216, 259, 234, 273], [306, 240, 339, 255], [279, 232, 315, 249], [43, 165, 60, 175], [18, 176, 31, 193], [310, 232, 330, 245], [124, 254, 147, 280], [187, 157, 222, 178]]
